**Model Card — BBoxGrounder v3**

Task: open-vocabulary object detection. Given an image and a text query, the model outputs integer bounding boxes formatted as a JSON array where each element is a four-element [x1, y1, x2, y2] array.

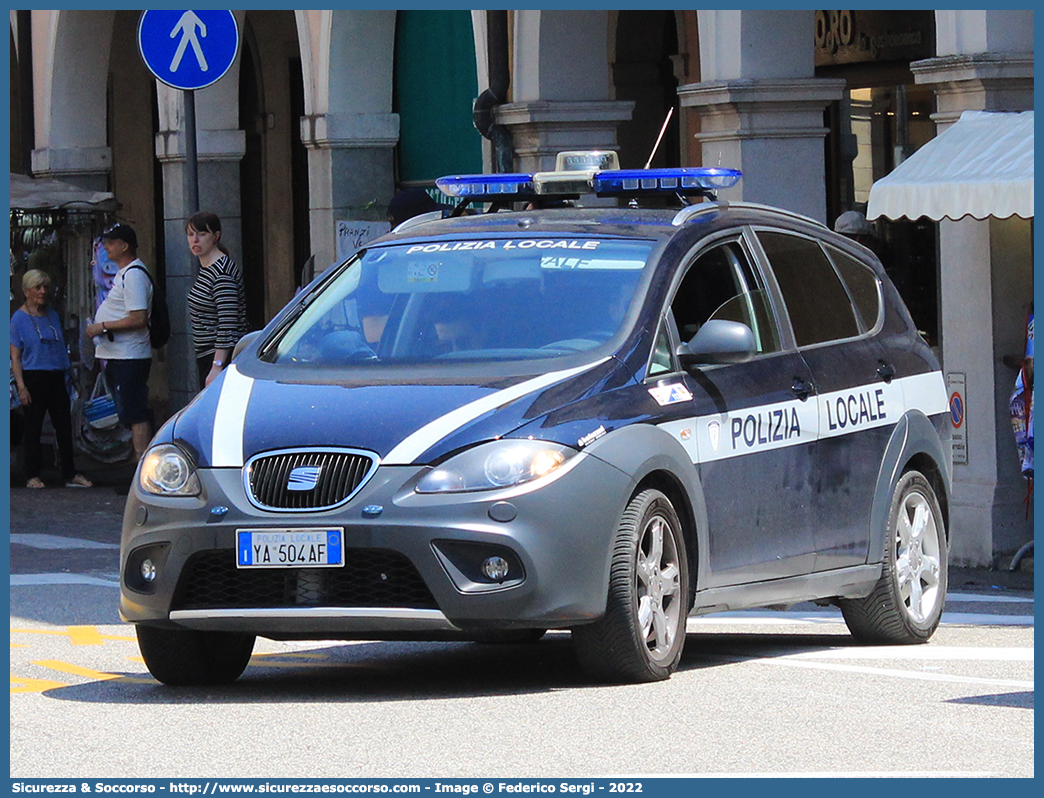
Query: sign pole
[[138, 10, 240, 217], [184, 89, 199, 214]]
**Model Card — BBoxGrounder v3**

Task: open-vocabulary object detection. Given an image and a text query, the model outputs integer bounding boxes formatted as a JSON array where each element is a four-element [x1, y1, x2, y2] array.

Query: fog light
[[483, 556, 510, 581], [140, 559, 157, 583]]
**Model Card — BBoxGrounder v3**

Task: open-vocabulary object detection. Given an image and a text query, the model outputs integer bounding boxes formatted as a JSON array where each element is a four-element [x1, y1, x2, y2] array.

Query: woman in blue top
[[10, 269, 92, 489]]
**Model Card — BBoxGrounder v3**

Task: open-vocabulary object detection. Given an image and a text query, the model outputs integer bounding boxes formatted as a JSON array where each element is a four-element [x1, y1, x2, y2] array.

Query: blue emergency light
[[593, 167, 741, 195], [435, 173, 536, 198], [436, 154, 741, 205]]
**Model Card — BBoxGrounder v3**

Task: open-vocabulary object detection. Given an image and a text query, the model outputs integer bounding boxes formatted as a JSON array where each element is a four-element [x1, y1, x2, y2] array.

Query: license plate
[[236, 528, 344, 569]]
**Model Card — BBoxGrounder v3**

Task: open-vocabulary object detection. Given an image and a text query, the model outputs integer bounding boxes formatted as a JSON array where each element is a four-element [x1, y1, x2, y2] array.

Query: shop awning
[[9, 172, 119, 212], [867, 110, 1033, 221]]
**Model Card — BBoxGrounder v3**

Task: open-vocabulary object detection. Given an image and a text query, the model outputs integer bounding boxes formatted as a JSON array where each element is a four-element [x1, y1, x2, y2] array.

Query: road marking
[[940, 612, 1034, 626], [688, 610, 1034, 627], [10, 675, 69, 693], [10, 627, 136, 645], [32, 660, 154, 684], [947, 592, 1033, 604], [9, 534, 119, 550], [784, 645, 1033, 662], [10, 573, 120, 587], [728, 655, 1034, 689]]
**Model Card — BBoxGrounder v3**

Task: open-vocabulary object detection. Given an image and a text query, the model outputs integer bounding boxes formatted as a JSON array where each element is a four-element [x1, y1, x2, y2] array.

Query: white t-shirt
[[94, 258, 153, 360]]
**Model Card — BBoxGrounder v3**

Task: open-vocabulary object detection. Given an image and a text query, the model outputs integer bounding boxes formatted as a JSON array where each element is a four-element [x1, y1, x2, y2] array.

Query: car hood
[[171, 357, 634, 468]]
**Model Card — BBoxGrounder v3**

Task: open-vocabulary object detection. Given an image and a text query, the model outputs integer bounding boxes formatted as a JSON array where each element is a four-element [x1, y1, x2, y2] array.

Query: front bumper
[[119, 453, 633, 638]]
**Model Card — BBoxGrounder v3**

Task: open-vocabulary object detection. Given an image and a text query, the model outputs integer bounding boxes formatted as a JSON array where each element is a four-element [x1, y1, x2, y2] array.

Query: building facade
[[9, 9, 1033, 564]]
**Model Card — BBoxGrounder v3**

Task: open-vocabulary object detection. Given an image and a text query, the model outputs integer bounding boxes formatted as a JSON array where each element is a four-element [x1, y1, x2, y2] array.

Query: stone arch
[[612, 10, 681, 169], [514, 10, 611, 102], [506, 10, 632, 172], [31, 10, 114, 188]]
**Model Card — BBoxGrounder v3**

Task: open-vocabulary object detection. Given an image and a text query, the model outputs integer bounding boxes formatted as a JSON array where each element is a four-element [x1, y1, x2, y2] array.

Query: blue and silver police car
[[120, 152, 951, 685]]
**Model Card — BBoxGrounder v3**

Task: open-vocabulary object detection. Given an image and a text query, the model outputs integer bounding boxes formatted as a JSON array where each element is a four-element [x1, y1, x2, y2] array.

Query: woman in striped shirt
[[186, 212, 248, 388]]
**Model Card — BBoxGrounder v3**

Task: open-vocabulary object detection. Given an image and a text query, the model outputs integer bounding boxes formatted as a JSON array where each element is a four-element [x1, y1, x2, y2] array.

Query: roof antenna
[[643, 107, 674, 170], [629, 108, 675, 208]]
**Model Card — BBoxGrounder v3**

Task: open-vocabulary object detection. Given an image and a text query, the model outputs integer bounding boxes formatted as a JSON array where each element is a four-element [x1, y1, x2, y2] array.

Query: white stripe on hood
[[383, 359, 610, 465]]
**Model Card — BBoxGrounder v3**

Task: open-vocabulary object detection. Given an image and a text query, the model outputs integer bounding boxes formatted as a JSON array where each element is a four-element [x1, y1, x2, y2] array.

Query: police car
[[120, 151, 951, 685]]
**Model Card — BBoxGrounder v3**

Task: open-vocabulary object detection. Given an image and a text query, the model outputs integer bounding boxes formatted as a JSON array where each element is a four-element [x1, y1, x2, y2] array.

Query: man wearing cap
[[833, 210, 878, 252], [85, 225, 153, 462]]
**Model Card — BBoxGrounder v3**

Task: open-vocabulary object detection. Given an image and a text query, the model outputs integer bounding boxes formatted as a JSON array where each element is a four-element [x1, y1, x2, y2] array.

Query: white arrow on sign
[[169, 10, 209, 73]]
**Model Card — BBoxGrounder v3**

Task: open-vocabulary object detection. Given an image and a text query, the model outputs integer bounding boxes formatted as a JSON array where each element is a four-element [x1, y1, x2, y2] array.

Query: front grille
[[246, 448, 377, 511], [171, 549, 439, 611]]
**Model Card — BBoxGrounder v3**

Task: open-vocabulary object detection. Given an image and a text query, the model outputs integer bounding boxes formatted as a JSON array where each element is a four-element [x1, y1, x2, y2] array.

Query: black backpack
[[125, 264, 171, 349]]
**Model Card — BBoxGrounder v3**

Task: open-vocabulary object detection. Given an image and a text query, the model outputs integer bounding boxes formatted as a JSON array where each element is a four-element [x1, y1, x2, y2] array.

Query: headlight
[[416, 440, 576, 494], [139, 444, 202, 496]]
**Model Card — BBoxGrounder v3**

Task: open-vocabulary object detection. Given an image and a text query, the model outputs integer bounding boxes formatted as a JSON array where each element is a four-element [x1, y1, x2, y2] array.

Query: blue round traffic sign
[[138, 10, 239, 91], [949, 391, 965, 429]]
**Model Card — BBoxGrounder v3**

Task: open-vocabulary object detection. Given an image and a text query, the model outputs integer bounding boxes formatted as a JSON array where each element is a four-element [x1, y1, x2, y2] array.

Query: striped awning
[[867, 110, 1033, 221]]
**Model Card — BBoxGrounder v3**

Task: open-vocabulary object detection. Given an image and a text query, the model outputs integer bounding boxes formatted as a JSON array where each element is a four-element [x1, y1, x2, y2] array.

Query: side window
[[670, 241, 781, 355], [757, 231, 860, 347], [648, 321, 674, 377], [827, 246, 882, 332]]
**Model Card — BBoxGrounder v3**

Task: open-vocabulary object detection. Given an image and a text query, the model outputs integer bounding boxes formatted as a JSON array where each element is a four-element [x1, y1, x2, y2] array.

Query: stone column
[[493, 100, 635, 173], [30, 148, 112, 193], [910, 51, 1034, 565], [677, 79, 845, 222], [300, 112, 399, 272]]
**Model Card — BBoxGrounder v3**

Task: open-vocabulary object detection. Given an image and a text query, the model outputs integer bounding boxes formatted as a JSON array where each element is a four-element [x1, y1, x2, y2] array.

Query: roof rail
[[673, 201, 827, 229]]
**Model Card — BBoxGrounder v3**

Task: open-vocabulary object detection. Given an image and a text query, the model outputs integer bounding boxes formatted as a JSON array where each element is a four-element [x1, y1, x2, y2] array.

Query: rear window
[[826, 246, 882, 332], [756, 230, 860, 347], [261, 238, 653, 366]]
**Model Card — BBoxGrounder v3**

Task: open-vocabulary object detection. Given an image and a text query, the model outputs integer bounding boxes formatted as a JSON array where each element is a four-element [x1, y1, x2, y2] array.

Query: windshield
[[262, 238, 653, 366]]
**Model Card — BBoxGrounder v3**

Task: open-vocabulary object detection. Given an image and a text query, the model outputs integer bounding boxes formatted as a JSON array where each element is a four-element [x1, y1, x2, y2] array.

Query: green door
[[394, 10, 484, 184]]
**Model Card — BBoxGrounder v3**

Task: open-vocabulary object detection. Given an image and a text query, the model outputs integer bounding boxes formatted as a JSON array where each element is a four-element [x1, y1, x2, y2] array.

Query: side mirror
[[232, 330, 262, 363], [676, 320, 756, 367]]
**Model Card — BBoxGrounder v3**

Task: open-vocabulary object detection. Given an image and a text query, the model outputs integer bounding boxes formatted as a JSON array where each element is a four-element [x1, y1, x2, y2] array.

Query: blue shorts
[[105, 358, 152, 425]]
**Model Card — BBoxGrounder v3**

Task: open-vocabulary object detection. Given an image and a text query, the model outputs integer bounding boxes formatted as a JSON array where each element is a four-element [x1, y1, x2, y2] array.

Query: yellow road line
[[10, 675, 69, 693], [32, 660, 154, 684], [10, 626, 136, 645]]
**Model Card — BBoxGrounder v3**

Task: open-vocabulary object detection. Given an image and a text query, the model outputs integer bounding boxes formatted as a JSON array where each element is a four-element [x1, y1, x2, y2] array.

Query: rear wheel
[[572, 489, 689, 683], [137, 625, 256, 686], [840, 470, 947, 644]]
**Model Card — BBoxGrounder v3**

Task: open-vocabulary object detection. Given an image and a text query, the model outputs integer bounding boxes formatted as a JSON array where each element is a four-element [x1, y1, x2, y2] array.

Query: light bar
[[436, 173, 535, 198], [593, 167, 742, 195], [435, 155, 742, 204]]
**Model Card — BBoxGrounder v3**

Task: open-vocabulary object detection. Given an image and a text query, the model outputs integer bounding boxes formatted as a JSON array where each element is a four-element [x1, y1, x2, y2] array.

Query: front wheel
[[572, 489, 690, 683], [839, 470, 947, 644], [137, 625, 256, 686]]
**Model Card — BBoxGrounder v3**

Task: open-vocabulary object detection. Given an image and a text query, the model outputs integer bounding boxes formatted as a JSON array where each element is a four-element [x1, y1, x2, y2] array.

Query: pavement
[[8, 459, 1035, 595]]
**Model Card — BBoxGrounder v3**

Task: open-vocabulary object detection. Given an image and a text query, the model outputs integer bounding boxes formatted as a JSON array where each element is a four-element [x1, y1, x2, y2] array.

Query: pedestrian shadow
[[28, 628, 857, 705]]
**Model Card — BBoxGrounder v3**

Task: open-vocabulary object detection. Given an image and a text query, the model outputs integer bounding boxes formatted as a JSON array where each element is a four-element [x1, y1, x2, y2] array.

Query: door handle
[[877, 361, 896, 383], [791, 376, 813, 401]]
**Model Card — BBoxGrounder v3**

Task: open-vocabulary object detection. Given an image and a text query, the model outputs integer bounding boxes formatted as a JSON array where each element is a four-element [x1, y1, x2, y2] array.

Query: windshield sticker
[[407, 262, 440, 283], [649, 383, 694, 406], [503, 239, 600, 251], [407, 242, 497, 254], [405, 240, 600, 255]]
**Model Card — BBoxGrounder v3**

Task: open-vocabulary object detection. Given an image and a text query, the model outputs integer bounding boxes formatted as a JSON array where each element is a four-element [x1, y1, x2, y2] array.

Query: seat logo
[[287, 465, 322, 491]]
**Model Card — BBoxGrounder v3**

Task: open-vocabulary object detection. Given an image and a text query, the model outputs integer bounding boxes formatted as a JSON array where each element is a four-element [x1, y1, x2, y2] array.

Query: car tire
[[572, 488, 689, 683], [137, 625, 256, 686], [839, 470, 947, 644]]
